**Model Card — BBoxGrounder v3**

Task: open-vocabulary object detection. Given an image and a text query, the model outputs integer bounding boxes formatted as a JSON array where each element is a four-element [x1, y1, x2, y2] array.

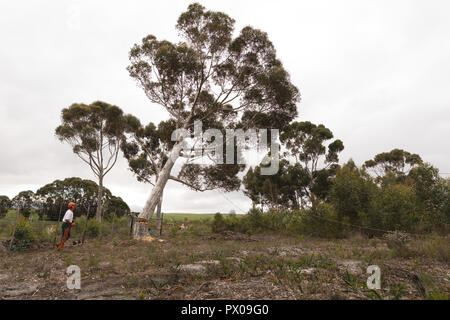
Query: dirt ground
[[0, 232, 449, 300]]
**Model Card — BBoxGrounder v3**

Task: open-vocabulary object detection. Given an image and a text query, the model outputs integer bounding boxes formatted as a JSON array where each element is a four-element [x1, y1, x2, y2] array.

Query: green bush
[[210, 206, 347, 238], [329, 165, 376, 223], [189, 224, 211, 236], [9, 215, 35, 250], [299, 204, 348, 238], [86, 218, 100, 237], [211, 212, 227, 233], [360, 184, 419, 234]]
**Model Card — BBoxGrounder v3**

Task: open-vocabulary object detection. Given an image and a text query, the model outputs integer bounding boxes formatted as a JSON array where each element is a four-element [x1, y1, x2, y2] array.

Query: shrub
[[418, 235, 450, 264], [211, 212, 227, 233], [86, 218, 100, 237], [383, 231, 413, 257], [366, 184, 418, 232], [300, 203, 348, 238], [189, 224, 211, 236], [9, 215, 35, 250], [169, 225, 178, 237], [329, 165, 376, 223]]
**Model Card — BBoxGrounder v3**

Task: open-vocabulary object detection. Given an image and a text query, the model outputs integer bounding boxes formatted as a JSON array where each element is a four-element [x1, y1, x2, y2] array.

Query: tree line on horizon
[[0, 177, 130, 221]]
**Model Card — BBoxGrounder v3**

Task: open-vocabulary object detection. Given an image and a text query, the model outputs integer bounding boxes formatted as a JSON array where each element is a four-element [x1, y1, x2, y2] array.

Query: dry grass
[[0, 229, 449, 300]]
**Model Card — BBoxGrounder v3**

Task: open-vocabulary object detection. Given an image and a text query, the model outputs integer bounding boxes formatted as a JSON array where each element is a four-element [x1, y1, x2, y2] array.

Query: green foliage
[[409, 163, 450, 230], [243, 161, 307, 210], [427, 291, 449, 300], [125, 3, 301, 216], [0, 195, 11, 216], [243, 121, 343, 210], [169, 225, 179, 237], [12, 191, 35, 218], [419, 235, 450, 264], [329, 164, 376, 223], [301, 203, 348, 238], [10, 215, 35, 250], [364, 148, 422, 184], [210, 205, 346, 238], [103, 196, 131, 218], [86, 219, 100, 237], [361, 184, 418, 233], [212, 212, 227, 233], [55, 101, 127, 220], [36, 177, 114, 221]]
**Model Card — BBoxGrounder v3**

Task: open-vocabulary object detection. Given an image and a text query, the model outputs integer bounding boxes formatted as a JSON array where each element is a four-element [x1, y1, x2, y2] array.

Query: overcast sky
[[1, 0, 449, 213]]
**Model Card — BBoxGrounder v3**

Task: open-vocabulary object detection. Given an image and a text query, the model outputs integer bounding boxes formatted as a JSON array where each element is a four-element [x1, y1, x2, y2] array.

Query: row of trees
[[0, 177, 130, 221], [243, 121, 343, 210], [243, 147, 450, 233]]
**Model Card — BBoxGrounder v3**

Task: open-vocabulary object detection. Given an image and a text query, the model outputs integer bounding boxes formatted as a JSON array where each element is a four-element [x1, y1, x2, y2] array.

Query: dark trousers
[[61, 222, 71, 241]]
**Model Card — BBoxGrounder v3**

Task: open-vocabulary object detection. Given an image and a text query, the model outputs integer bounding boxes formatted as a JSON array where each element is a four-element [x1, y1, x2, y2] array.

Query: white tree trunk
[[155, 193, 163, 236], [133, 143, 182, 238], [96, 175, 104, 222]]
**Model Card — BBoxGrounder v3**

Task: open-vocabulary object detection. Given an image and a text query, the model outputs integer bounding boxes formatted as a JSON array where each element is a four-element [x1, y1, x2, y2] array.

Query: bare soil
[[0, 232, 449, 300]]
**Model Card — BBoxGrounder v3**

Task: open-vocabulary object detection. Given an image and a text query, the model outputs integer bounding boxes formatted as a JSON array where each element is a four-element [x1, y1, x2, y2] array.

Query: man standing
[[57, 202, 76, 250]]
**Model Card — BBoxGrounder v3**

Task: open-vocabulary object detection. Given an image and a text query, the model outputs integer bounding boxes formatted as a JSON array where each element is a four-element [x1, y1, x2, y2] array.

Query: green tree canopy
[[127, 3, 300, 236], [243, 160, 309, 210], [36, 177, 115, 221], [12, 191, 36, 218], [0, 195, 11, 216], [104, 196, 131, 218], [55, 101, 127, 221], [279, 121, 344, 207], [329, 162, 377, 223], [364, 149, 422, 185], [243, 121, 344, 210]]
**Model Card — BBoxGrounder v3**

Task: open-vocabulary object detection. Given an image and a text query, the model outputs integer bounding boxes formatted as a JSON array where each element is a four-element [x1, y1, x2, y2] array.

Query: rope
[[214, 190, 247, 214]]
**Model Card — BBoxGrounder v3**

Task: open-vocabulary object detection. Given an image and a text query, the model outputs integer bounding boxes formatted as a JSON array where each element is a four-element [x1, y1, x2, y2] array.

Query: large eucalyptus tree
[[55, 101, 126, 221], [128, 3, 300, 237]]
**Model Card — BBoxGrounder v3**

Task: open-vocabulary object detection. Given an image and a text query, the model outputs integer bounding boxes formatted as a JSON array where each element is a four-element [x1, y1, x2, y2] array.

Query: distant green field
[[163, 213, 218, 222]]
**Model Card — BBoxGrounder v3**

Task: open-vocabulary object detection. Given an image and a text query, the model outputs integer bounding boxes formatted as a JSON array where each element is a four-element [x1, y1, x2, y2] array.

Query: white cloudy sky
[[1, 0, 449, 213]]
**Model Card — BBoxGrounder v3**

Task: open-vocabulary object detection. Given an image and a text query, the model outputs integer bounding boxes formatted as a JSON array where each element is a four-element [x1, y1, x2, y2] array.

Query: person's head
[[68, 202, 76, 211]]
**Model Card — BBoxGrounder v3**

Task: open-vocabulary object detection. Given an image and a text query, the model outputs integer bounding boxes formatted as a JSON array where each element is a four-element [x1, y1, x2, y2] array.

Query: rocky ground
[[0, 232, 449, 300]]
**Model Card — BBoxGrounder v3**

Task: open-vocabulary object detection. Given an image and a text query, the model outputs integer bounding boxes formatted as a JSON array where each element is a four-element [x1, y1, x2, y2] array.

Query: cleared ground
[[0, 223, 449, 300]]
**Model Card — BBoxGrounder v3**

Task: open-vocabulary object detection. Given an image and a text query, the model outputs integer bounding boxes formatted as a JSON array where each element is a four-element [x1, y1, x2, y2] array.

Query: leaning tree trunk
[[134, 143, 182, 239], [155, 193, 163, 236], [96, 175, 103, 222]]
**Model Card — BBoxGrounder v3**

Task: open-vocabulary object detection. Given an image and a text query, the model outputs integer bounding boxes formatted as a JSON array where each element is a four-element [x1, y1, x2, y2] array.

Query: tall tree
[[12, 191, 35, 218], [121, 116, 169, 233], [128, 3, 299, 237], [280, 121, 344, 208], [329, 162, 377, 223], [243, 160, 309, 210], [103, 196, 131, 218], [55, 101, 126, 221], [0, 195, 11, 217], [364, 149, 422, 185]]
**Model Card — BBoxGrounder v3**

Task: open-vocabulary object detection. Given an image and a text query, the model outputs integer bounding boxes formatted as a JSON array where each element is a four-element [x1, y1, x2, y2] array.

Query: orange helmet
[[68, 202, 76, 210]]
